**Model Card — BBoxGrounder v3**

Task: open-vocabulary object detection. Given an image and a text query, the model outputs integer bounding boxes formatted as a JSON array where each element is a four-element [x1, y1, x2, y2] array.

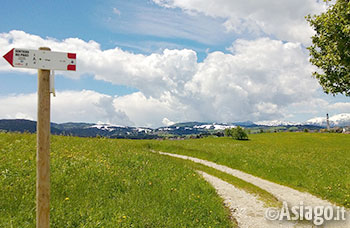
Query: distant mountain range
[[254, 113, 350, 127], [0, 119, 157, 139], [2, 116, 346, 139], [1, 113, 350, 138], [305, 113, 350, 127]]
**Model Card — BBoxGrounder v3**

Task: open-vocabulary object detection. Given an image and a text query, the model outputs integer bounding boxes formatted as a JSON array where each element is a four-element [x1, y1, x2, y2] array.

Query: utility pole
[[326, 113, 330, 131]]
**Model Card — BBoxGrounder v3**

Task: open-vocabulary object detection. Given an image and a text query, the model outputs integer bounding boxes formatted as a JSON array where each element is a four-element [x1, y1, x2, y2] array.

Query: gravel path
[[199, 171, 313, 228], [158, 151, 350, 228]]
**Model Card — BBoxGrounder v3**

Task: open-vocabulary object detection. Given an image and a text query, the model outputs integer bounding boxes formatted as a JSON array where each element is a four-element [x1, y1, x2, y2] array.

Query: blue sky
[[0, 0, 233, 95], [1, 0, 349, 127], [0, 0, 142, 96]]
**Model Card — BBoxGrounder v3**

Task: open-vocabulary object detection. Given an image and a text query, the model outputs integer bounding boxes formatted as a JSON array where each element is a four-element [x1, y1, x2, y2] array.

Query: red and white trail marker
[[3, 47, 77, 228], [3, 48, 76, 71]]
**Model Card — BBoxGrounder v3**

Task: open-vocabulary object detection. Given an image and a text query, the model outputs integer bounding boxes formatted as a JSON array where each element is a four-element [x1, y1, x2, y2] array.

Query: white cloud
[[329, 102, 350, 113], [0, 30, 200, 98], [162, 117, 175, 126], [113, 92, 185, 127], [14, 112, 34, 120], [0, 90, 132, 125], [152, 0, 328, 44], [182, 38, 319, 122], [1, 30, 350, 127], [112, 7, 121, 16], [287, 98, 330, 114], [0, 93, 37, 120], [103, 2, 232, 45]]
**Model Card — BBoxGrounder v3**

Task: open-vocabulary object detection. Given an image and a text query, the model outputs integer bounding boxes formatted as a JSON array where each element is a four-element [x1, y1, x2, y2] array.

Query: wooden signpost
[[3, 47, 76, 228]]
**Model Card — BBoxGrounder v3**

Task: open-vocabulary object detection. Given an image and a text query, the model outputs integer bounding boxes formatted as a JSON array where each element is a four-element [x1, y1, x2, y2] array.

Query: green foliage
[[231, 126, 249, 140], [288, 127, 298, 132], [307, 0, 350, 96], [0, 133, 234, 227], [224, 127, 248, 140], [149, 133, 350, 208], [224, 128, 232, 137], [232, 126, 248, 140]]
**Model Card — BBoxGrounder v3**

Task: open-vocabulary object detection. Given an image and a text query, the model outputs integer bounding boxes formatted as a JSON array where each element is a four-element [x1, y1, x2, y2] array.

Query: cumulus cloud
[[1, 30, 349, 127], [286, 98, 330, 115], [152, 0, 328, 44], [113, 92, 184, 127], [0, 93, 38, 120], [0, 90, 132, 125], [183, 38, 318, 121], [162, 117, 175, 126], [329, 102, 350, 113]]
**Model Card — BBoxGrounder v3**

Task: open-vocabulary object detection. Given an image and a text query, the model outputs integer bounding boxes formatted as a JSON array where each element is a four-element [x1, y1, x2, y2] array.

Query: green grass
[[0, 132, 235, 227], [148, 132, 350, 208], [4, 131, 349, 226]]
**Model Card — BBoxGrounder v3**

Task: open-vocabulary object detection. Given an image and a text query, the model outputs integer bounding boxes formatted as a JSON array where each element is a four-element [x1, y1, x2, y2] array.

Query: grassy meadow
[[0, 132, 234, 227], [148, 132, 350, 208], [2, 131, 350, 227]]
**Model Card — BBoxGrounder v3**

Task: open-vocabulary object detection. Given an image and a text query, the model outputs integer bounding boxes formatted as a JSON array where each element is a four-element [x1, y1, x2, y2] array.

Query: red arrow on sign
[[3, 48, 76, 71], [3, 48, 14, 67]]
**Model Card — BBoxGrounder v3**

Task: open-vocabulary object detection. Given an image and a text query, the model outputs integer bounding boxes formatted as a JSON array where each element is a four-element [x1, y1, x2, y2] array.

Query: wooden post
[[36, 47, 51, 228]]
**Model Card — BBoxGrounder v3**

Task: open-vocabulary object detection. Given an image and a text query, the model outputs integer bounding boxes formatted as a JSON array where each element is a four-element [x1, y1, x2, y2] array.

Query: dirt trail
[[199, 171, 315, 228], [158, 151, 350, 228]]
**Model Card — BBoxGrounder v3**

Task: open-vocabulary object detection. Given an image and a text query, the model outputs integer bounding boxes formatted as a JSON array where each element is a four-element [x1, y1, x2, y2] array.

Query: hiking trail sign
[[3, 48, 76, 71], [3, 47, 76, 228]]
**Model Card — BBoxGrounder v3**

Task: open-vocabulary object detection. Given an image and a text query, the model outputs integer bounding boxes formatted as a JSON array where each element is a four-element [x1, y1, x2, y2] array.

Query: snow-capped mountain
[[254, 120, 301, 127], [89, 122, 153, 133], [193, 123, 236, 130], [305, 113, 350, 127], [89, 122, 127, 132], [1, 113, 349, 139], [254, 113, 350, 127]]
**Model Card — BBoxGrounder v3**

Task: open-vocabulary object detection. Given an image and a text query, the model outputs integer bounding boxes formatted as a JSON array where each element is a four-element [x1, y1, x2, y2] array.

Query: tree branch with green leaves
[[307, 0, 350, 96]]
